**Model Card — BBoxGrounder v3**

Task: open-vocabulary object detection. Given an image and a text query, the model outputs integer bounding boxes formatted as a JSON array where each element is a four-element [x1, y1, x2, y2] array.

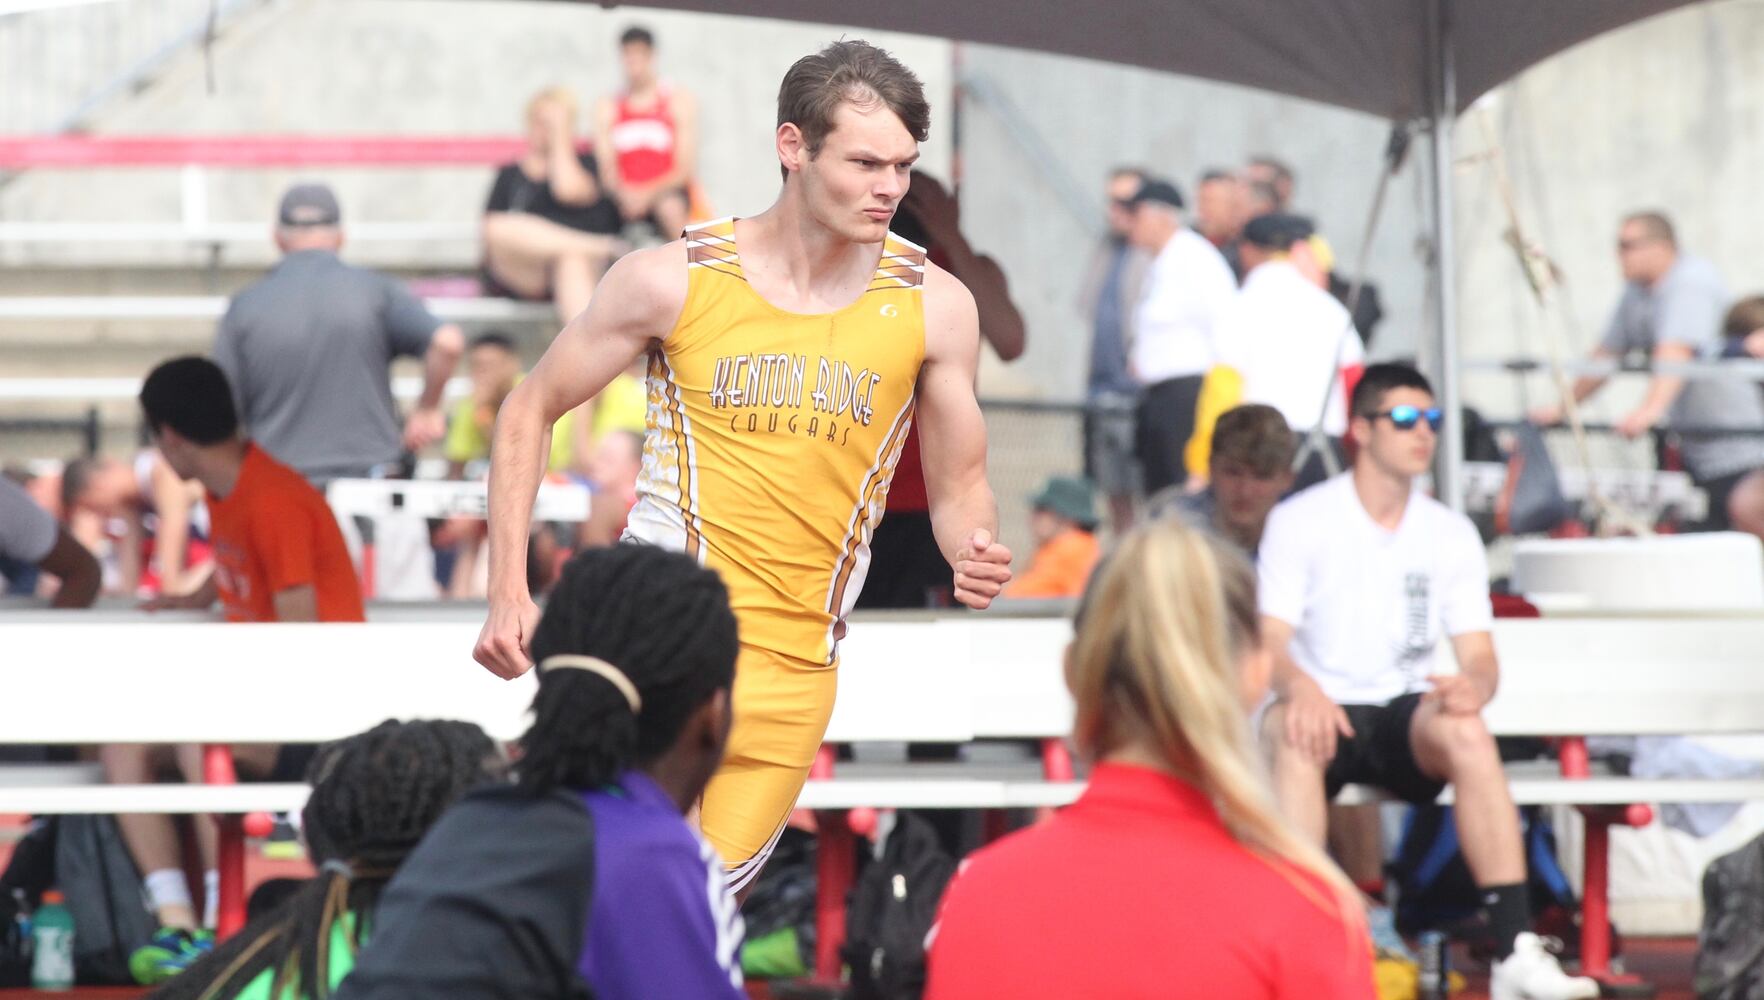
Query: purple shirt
[[578, 772, 745, 999]]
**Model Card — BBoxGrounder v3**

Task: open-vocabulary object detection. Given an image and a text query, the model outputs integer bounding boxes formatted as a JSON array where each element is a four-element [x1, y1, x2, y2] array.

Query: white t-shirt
[[1257, 474, 1493, 705], [0, 476, 58, 564], [1215, 261, 1365, 437], [1128, 228, 1238, 384]]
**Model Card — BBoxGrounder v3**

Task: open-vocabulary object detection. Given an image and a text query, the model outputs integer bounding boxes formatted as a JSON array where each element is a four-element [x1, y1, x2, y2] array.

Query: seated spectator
[[60, 451, 208, 598], [0, 473, 99, 608], [444, 332, 584, 479], [1259, 364, 1597, 1000], [595, 25, 698, 240], [1124, 177, 1237, 495], [1151, 403, 1295, 556], [148, 720, 501, 998], [1532, 211, 1764, 535], [1187, 213, 1365, 491], [926, 519, 1373, 999], [337, 545, 744, 1000], [139, 357, 363, 624], [483, 87, 624, 322], [579, 429, 644, 549], [1722, 294, 1764, 360], [440, 334, 642, 594], [115, 357, 367, 970], [1715, 296, 1764, 538], [1005, 477, 1101, 599]]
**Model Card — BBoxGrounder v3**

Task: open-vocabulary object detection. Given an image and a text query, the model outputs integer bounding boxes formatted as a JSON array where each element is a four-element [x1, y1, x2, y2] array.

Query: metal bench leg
[[811, 745, 853, 983], [1576, 804, 1655, 997], [201, 744, 246, 939], [1560, 736, 1656, 997]]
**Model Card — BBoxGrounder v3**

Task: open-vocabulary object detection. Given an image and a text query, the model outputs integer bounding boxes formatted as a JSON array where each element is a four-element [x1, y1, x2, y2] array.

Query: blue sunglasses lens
[[1385, 406, 1443, 430]]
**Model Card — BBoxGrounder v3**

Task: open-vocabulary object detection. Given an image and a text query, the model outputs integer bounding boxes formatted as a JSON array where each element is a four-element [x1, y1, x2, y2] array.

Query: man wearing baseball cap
[[1186, 212, 1366, 492], [1122, 176, 1238, 497], [213, 182, 465, 488]]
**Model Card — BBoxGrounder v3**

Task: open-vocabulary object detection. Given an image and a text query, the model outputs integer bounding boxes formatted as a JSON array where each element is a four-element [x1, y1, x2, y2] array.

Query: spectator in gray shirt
[[1532, 211, 1764, 531], [213, 183, 465, 485]]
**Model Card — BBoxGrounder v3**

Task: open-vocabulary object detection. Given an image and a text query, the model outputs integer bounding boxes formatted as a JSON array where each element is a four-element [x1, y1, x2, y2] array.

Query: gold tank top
[[626, 218, 929, 664]]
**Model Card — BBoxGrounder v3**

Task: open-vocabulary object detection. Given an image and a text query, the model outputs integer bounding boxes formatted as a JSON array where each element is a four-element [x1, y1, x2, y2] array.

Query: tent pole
[[1427, 0, 1465, 511]]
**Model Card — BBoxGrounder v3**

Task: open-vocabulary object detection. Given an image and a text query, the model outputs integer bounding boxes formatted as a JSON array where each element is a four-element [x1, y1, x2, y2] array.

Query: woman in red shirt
[[925, 520, 1375, 999]]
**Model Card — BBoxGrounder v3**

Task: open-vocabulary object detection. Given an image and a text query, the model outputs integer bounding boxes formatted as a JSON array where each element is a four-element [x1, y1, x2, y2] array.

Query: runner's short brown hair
[[777, 40, 929, 177]]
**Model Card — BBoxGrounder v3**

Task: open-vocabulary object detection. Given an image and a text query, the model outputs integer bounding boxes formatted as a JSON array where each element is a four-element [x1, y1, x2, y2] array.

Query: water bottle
[[1417, 929, 1449, 1000], [30, 891, 74, 991]]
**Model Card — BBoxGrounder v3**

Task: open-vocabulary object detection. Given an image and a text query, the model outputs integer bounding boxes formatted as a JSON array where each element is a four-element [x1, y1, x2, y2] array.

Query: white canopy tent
[[566, 0, 1702, 505]]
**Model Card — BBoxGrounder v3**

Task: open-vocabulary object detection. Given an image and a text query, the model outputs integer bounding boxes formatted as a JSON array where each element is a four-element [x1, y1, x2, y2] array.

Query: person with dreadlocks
[[147, 719, 500, 1000], [338, 544, 744, 1000]]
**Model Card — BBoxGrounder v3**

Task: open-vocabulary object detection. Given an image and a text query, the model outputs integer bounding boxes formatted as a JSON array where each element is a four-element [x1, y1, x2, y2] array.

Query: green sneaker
[[129, 926, 215, 985]]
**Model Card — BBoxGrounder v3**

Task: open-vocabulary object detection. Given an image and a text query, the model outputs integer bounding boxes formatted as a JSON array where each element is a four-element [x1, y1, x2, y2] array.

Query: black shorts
[[854, 512, 952, 610], [1323, 693, 1446, 805], [1692, 469, 1751, 531]]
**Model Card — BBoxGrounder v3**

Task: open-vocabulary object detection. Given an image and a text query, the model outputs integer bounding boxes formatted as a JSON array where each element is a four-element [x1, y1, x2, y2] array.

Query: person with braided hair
[[339, 544, 744, 1000], [146, 719, 501, 1000]]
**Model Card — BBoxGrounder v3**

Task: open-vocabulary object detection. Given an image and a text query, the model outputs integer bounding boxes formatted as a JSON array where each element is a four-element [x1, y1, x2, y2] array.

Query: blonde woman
[[925, 520, 1374, 999]]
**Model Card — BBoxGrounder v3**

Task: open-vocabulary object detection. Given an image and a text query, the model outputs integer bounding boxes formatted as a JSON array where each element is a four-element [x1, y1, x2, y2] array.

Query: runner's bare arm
[[918, 263, 1012, 609], [475, 243, 688, 677]]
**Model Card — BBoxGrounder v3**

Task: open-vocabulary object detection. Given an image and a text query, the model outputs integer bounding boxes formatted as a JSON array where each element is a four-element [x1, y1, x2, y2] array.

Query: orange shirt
[[207, 443, 365, 622], [1007, 528, 1100, 599]]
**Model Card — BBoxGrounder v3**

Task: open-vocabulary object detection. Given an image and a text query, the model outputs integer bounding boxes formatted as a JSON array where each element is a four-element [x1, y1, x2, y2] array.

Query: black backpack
[[841, 812, 957, 1000], [54, 815, 159, 985], [1695, 832, 1764, 1000]]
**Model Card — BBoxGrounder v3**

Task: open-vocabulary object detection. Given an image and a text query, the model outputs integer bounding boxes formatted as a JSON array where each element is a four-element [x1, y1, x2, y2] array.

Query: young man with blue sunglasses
[[1257, 363, 1597, 1000]]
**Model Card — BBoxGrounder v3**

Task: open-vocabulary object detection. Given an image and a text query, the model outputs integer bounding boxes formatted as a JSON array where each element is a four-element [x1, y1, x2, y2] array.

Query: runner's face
[[798, 101, 918, 244]]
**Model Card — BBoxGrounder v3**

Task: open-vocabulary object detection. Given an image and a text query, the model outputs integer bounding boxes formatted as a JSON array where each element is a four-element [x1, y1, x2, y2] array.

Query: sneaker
[[1491, 932, 1600, 1000], [129, 926, 215, 985]]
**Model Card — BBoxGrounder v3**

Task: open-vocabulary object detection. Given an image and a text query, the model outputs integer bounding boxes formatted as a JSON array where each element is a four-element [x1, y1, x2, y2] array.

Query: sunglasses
[[1373, 405, 1443, 431]]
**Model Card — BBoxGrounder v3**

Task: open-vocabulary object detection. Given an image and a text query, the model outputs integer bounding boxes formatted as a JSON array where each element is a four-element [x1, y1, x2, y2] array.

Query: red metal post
[[1557, 735, 1590, 779], [1579, 810, 1612, 977], [202, 744, 246, 939], [811, 745, 853, 983]]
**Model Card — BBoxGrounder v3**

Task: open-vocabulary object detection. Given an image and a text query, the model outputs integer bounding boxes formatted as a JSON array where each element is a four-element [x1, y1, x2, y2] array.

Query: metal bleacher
[[0, 134, 561, 462]]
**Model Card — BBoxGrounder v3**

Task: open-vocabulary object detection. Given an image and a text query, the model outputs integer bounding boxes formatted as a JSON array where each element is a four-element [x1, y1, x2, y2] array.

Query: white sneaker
[[1490, 932, 1601, 1000]]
